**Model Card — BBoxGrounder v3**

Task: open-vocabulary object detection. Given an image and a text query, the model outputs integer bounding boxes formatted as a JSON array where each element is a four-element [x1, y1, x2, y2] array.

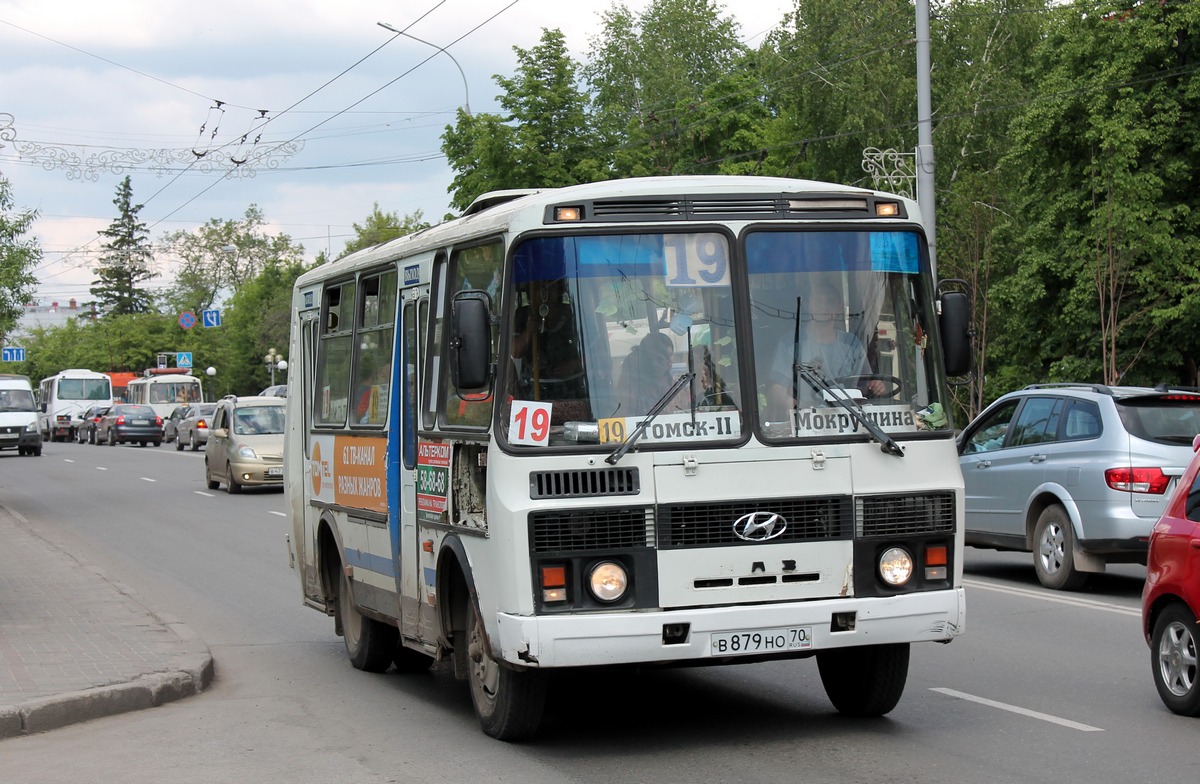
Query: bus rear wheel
[[335, 566, 395, 672], [466, 600, 546, 741], [817, 643, 909, 717]]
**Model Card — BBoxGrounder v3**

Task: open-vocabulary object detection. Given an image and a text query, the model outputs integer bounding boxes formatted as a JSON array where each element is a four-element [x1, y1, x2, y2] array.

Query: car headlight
[[237, 445, 259, 459], [587, 561, 628, 603], [878, 547, 914, 586], [25, 422, 37, 432]]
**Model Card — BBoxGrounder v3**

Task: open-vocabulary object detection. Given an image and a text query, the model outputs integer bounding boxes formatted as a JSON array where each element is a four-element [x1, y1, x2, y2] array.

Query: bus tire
[[817, 643, 909, 717], [336, 565, 396, 672], [466, 599, 546, 741]]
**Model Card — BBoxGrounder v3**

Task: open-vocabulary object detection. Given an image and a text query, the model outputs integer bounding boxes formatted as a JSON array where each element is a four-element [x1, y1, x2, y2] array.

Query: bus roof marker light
[[875, 202, 900, 217], [554, 206, 583, 221]]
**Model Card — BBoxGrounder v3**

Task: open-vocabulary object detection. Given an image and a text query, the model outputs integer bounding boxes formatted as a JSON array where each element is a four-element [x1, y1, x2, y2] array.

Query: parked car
[[175, 402, 217, 451], [958, 383, 1200, 590], [95, 403, 163, 447], [163, 404, 191, 443], [1142, 433, 1200, 716], [204, 395, 285, 493], [260, 384, 287, 397], [76, 404, 111, 444]]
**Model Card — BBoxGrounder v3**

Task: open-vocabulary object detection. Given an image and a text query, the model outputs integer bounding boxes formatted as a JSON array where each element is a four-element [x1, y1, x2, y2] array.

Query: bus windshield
[[501, 232, 742, 449], [746, 229, 948, 441], [57, 378, 111, 401]]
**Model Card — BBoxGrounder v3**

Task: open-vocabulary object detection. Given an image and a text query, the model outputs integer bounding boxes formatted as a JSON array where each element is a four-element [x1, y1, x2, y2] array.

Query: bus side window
[[315, 281, 355, 426]]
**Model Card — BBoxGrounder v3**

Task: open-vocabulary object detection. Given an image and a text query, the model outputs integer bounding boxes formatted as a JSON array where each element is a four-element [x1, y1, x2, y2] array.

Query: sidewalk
[[0, 503, 213, 739]]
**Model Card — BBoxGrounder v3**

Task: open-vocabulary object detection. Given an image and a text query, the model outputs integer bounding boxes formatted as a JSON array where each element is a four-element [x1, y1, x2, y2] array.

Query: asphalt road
[[0, 439, 1193, 784]]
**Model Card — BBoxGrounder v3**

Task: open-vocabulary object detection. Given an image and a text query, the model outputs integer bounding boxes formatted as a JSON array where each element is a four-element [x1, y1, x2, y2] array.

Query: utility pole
[[915, 0, 937, 278]]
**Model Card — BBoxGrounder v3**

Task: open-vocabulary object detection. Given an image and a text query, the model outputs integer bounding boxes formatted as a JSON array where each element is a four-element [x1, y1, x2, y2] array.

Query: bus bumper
[[496, 587, 965, 668]]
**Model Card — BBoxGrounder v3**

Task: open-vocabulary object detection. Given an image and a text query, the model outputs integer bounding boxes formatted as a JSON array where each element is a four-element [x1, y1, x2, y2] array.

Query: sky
[[0, 0, 793, 307]]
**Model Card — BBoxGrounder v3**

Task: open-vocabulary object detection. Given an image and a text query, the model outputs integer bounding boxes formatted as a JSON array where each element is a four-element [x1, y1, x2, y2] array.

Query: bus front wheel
[[335, 565, 396, 672], [466, 600, 546, 741], [817, 643, 909, 716]]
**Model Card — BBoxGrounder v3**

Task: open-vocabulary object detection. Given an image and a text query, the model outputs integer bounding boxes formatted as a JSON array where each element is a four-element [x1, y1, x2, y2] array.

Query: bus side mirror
[[451, 291, 493, 393], [938, 283, 972, 377]]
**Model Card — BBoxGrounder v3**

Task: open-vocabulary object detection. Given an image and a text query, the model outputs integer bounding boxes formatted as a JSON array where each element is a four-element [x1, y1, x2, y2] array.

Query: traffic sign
[[176, 352, 193, 368], [2, 347, 26, 362], [179, 311, 197, 330], [202, 309, 221, 328]]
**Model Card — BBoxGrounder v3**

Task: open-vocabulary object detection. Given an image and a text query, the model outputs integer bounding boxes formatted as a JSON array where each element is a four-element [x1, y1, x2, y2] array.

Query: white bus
[[125, 369, 205, 418], [38, 368, 113, 442], [284, 176, 972, 740]]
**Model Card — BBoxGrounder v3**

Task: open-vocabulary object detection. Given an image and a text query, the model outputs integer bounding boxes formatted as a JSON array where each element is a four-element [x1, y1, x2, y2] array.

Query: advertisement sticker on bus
[[309, 434, 387, 514], [416, 440, 450, 525]]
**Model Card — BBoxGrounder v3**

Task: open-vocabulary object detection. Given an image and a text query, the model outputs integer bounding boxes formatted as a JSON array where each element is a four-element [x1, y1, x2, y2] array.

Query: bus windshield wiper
[[792, 361, 905, 458], [605, 372, 695, 465]]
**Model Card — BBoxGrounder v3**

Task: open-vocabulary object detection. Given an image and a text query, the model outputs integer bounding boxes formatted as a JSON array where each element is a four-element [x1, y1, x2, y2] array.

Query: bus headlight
[[878, 547, 914, 586], [588, 561, 628, 603]]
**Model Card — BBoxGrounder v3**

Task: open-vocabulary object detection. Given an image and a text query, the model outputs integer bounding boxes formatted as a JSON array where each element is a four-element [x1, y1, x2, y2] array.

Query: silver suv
[[958, 383, 1200, 589]]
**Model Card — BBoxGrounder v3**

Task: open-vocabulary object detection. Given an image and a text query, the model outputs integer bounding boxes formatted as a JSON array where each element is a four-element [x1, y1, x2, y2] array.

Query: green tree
[[999, 0, 1200, 387], [211, 257, 307, 395], [340, 204, 431, 258], [586, 0, 746, 176], [159, 205, 303, 316], [442, 28, 600, 210], [0, 177, 40, 344], [91, 176, 156, 316]]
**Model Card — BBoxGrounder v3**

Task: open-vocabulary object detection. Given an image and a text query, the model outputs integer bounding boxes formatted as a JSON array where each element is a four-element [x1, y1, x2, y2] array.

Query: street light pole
[[377, 21, 471, 116], [265, 348, 284, 386]]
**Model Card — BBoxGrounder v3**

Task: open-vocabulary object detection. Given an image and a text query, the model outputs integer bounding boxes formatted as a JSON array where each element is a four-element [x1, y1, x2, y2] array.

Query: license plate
[[267, 466, 283, 477], [710, 626, 813, 656], [132, 418, 149, 425]]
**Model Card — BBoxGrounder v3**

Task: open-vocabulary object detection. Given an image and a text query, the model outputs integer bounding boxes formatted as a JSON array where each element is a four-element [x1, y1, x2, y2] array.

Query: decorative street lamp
[[264, 348, 286, 386]]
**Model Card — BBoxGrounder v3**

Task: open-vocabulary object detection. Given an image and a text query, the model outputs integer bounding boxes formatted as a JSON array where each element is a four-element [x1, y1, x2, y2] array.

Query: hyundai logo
[[733, 512, 788, 542]]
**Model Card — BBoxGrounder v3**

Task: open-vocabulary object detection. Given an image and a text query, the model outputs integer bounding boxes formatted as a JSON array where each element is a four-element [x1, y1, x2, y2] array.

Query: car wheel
[[225, 463, 242, 494], [205, 460, 220, 490], [817, 643, 910, 716], [464, 597, 546, 740], [1033, 505, 1089, 590], [1151, 603, 1200, 716], [335, 561, 396, 672], [176, 434, 185, 451], [191, 433, 200, 451], [32, 445, 41, 457], [153, 440, 161, 447], [107, 429, 116, 446]]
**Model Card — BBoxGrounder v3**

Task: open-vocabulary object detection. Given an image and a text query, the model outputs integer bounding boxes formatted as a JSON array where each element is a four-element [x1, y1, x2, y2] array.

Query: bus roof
[[296, 175, 921, 287]]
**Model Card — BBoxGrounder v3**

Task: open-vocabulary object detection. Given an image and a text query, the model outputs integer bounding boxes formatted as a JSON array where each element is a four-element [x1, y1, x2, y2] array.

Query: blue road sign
[[177, 352, 193, 368], [2, 347, 26, 362], [202, 309, 221, 328], [179, 311, 197, 330]]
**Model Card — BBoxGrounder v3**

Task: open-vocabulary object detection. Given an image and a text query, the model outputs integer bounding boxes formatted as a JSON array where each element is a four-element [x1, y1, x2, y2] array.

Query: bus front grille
[[657, 497, 853, 548], [530, 506, 654, 552], [529, 467, 640, 499], [856, 492, 956, 538]]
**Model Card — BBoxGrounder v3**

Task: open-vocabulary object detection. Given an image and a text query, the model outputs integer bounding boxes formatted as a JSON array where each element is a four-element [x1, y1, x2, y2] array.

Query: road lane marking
[[269, 511, 287, 517], [194, 491, 214, 497], [63, 459, 75, 463], [931, 688, 1104, 732], [963, 577, 1140, 617], [96, 466, 107, 471], [141, 477, 156, 482]]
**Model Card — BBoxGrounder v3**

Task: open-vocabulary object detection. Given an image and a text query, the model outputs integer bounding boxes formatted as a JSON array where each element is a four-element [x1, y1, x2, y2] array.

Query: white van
[[38, 369, 113, 442], [0, 374, 42, 456]]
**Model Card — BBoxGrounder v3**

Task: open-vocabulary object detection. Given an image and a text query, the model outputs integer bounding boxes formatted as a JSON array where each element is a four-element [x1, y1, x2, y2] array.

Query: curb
[[0, 504, 216, 739]]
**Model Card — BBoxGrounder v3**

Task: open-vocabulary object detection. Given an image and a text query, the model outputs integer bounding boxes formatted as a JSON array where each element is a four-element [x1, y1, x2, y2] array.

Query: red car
[[1142, 433, 1200, 716]]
